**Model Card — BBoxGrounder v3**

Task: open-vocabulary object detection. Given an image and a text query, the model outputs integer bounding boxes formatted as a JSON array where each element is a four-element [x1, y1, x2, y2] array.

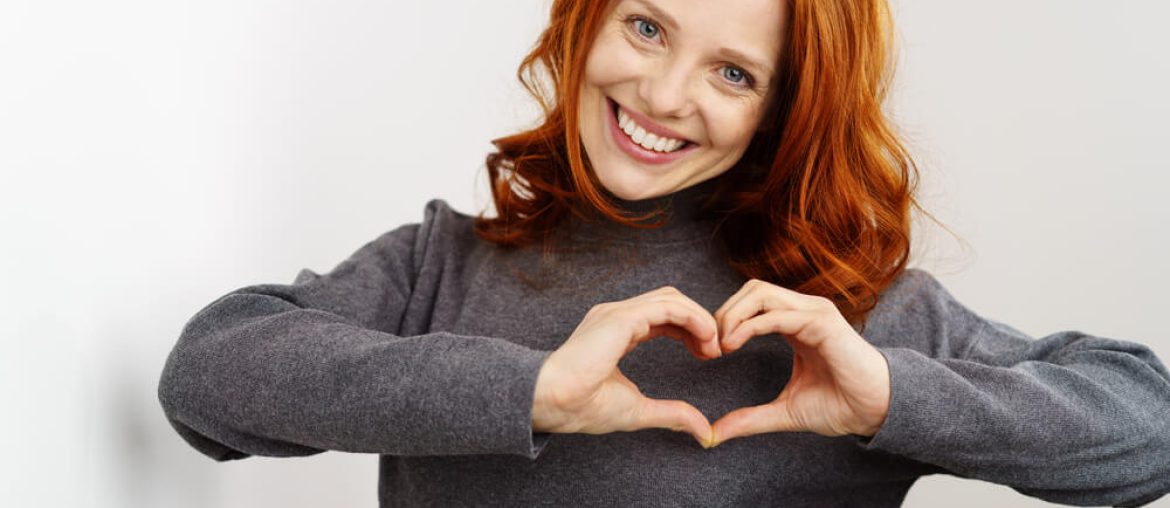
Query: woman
[[157, 0, 1170, 506]]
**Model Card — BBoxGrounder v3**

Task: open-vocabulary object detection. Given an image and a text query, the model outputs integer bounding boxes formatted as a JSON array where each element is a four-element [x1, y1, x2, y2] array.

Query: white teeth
[[615, 105, 687, 153], [631, 126, 648, 144], [641, 131, 659, 148]]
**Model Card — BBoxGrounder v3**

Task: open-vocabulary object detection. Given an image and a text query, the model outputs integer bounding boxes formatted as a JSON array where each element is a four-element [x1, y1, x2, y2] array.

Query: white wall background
[[1, 0, 1167, 506]]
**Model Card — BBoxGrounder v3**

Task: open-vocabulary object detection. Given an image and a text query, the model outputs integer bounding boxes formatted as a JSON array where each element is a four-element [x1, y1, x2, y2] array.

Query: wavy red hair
[[473, 0, 932, 326]]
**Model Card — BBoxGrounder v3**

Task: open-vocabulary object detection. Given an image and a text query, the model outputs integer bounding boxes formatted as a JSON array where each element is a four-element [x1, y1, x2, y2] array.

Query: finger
[[653, 315, 720, 360], [710, 402, 799, 446], [647, 298, 720, 358], [632, 396, 713, 447], [713, 280, 758, 335], [716, 282, 782, 350], [723, 308, 821, 353], [717, 282, 829, 349], [591, 299, 702, 367], [630, 299, 718, 356], [645, 323, 708, 360], [641, 287, 720, 353]]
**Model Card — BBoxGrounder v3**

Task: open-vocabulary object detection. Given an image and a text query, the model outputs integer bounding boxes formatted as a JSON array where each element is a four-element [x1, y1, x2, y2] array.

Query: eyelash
[[623, 15, 757, 91]]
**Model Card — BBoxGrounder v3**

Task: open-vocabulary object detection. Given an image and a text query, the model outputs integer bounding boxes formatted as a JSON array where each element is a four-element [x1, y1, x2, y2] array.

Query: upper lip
[[609, 97, 693, 144]]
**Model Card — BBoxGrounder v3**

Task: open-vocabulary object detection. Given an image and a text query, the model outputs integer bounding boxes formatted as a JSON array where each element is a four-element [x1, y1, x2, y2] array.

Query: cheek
[[707, 107, 762, 152], [583, 36, 639, 86]]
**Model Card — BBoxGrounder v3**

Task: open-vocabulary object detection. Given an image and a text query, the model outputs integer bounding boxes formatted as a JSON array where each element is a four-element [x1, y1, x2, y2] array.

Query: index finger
[[644, 287, 719, 339], [626, 298, 720, 359]]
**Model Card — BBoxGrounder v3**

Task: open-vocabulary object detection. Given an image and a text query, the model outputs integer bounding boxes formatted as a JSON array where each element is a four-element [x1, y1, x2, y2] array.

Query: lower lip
[[606, 97, 697, 165]]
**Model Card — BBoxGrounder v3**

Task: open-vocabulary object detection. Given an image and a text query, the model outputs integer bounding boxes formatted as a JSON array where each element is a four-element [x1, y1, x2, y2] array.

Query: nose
[[636, 59, 695, 120]]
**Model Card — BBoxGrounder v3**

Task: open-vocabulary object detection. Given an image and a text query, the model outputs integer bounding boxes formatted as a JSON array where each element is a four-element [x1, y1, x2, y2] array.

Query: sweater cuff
[[853, 347, 944, 453], [531, 432, 551, 458], [514, 349, 555, 460]]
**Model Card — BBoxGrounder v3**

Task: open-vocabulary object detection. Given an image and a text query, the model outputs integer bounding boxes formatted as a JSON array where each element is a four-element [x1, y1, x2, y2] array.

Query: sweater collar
[[565, 177, 722, 245]]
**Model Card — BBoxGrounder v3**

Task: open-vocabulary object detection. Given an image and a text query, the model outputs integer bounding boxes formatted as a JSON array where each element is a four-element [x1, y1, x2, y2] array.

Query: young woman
[[158, 0, 1170, 506]]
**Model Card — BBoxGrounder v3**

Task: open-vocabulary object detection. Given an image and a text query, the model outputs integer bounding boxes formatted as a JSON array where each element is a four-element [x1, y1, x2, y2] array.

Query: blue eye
[[723, 67, 749, 86], [625, 15, 756, 91], [633, 18, 660, 40]]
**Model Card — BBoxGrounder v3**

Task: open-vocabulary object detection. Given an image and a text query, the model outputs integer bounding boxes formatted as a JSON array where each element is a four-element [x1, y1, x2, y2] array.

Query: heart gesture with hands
[[532, 280, 891, 449], [709, 279, 891, 445], [532, 286, 722, 447]]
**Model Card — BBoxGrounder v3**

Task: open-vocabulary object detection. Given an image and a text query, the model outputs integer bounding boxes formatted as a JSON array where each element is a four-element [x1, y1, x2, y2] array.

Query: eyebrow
[[629, 0, 775, 77]]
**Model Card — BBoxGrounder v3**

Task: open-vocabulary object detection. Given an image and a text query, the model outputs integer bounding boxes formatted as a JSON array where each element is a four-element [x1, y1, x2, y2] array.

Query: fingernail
[[703, 429, 718, 449]]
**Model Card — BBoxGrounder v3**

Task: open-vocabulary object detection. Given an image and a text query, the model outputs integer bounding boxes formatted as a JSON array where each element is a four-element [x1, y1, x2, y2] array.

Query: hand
[[532, 286, 722, 447], [709, 279, 891, 446]]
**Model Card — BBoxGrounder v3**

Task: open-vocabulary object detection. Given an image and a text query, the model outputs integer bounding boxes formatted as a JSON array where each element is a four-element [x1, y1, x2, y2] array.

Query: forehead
[[616, 0, 785, 70]]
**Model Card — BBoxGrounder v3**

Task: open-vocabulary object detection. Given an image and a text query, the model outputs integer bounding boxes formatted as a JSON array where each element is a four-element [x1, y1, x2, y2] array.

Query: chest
[[422, 241, 809, 422], [388, 240, 927, 504]]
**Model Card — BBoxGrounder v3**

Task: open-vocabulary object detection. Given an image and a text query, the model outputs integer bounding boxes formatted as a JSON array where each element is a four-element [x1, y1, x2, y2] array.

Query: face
[[579, 0, 785, 200]]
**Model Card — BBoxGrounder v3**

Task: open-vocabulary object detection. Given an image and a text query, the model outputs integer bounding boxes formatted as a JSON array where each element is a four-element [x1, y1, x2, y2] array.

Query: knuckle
[[611, 308, 634, 324], [735, 320, 754, 335], [633, 321, 651, 338], [590, 302, 617, 317]]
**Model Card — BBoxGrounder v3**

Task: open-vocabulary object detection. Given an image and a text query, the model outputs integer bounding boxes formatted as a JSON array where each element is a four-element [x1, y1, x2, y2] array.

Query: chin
[[593, 167, 662, 201]]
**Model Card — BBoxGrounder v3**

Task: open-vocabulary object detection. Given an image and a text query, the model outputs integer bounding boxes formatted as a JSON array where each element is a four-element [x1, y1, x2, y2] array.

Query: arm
[[157, 201, 551, 461], [858, 269, 1170, 507]]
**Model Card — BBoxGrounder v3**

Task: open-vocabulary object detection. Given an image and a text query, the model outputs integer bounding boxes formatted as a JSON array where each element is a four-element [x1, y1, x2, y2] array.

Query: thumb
[[632, 397, 713, 447], [710, 402, 798, 446]]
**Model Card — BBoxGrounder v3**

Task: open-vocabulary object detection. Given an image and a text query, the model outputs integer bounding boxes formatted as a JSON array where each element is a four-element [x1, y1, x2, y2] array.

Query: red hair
[[473, 0, 934, 326]]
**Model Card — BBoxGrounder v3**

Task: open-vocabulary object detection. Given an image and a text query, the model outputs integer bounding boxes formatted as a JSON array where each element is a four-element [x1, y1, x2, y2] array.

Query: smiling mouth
[[607, 97, 696, 151]]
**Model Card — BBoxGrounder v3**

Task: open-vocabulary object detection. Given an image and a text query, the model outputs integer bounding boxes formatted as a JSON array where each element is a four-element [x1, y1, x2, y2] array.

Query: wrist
[[531, 356, 560, 432], [851, 414, 887, 438], [852, 349, 892, 437]]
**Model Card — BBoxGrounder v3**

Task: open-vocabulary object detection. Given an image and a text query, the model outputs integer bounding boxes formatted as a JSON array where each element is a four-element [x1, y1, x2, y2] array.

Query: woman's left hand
[[708, 279, 891, 447]]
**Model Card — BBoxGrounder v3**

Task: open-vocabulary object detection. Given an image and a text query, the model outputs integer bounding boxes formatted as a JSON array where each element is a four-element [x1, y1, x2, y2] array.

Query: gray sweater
[[158, 178, 1170, 507]]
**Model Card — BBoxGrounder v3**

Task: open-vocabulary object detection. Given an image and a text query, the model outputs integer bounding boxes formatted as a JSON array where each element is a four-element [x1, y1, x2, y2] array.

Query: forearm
[[860, 339, 1170, 506], [159, 291, 551, 460]]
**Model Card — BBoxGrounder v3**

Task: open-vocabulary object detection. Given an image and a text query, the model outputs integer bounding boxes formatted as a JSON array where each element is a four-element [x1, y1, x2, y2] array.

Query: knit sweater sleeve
[[157, 199, 552, 461], [855, 269, 1170, 507]]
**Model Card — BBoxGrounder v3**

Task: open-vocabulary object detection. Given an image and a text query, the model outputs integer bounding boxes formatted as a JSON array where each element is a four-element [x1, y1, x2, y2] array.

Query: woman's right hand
[[531, 286, 722, 448]]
